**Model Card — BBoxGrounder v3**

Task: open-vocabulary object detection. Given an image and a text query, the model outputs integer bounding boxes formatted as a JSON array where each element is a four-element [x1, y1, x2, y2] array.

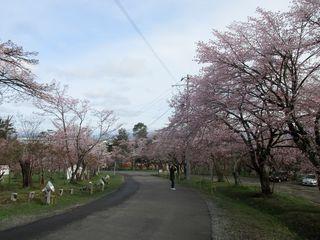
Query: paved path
[[0, 173, 210, 240]]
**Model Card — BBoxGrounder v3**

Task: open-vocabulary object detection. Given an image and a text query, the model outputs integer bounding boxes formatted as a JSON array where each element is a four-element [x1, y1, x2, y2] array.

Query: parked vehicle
[[269, 171, 289, 182], [301, 174, 318, 186]]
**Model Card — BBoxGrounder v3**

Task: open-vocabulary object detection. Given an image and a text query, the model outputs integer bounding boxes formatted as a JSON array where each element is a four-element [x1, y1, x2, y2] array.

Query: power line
[[114, 0, 179, 127], [135, 87, 172, 114], [133, 78, 181, 117], [114, 0, 177, 83], [148, 108, 171, 127]]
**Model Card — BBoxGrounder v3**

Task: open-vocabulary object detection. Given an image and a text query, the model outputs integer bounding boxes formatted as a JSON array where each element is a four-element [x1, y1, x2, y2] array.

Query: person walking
[[169, 164, 176, 190]]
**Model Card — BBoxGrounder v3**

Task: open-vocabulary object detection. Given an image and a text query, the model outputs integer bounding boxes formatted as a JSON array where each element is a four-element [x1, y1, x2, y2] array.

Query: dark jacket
[[169, 166, 176, 180]]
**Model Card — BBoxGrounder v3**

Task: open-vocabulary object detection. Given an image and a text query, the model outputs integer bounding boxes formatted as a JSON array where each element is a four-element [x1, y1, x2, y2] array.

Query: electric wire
[[133, 77, 181, 117], [114, 0, 177, 83], [148, 108, 171, 127], [135, 88, 171, 114], [113, 0, 179, 127]]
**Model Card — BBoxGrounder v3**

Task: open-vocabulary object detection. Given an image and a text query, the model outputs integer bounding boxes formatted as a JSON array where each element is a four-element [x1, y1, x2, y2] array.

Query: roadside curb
[[203, 196, 214, 240]]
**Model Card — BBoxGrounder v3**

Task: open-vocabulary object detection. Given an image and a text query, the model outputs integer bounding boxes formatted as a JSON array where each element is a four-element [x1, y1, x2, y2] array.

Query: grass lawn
[[0, 172, 123, 229], [171, 175, 320, 240]]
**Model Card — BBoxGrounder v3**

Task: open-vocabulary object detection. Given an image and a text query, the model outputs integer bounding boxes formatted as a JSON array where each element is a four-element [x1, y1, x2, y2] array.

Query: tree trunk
[[215, 161, 224, 182], [258, 165, 272, 195], [248, 149, 272, 195], [210, 154, 224, 182], [8, 169, 11, 186], [80, 163, 87, 180], [70, 167, 77, 183], [20, 161, 32, 188], [287, 118, 320, 191], [210, 161, 214, 183], [40, 168, 45, 186], [217, 172, 224, 182], [233, 170, 240, 186], [70, 163, 81, 183], [232, 159, 240, 186], [316, 170, 320, 191]]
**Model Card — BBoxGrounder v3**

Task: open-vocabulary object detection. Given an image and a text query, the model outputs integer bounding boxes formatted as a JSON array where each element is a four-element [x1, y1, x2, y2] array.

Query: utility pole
[[172, 75, 191, 180]]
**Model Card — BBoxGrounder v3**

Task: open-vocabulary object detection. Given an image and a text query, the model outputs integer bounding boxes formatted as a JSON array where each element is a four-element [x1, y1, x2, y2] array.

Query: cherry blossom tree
[[0, 40, 49, 102], [0, 116, 21, 185], [191, 122, 246, 185], [187, 0, 320, 193], [36, 83, 119, 182], [17, 115, 43, 187], [154, 124, 190, 179], [35, 83, 77, 170]]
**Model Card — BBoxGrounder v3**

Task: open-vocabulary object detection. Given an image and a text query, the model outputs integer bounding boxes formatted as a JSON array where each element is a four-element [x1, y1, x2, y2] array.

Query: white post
[[11, 193, 18, 201], [59, 189, 64, 196], [100, 179, 105, 191], [46, 191, 51, 205], [89, 182, 93, 195], [28, 191, 35, 202]]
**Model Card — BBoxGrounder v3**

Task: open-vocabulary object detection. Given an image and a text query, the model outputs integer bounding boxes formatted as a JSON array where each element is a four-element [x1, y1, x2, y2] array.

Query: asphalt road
[[0, 173, 210, 240]]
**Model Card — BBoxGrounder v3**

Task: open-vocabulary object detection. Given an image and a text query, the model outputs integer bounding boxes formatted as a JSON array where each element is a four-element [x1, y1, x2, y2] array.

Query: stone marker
[[42, 181, 55, 205], [101, 177, 107, 185], [28, 191, 35, 202], [106, 174, 110, 183], [69, 188, 74, 195], [58, 189, 64, 196], [102, 175, 110, 185], [99, 179, 105, 191], [11, 192, 18, 201], [89, 182, 93, 195], [45, 191, 51, 204]]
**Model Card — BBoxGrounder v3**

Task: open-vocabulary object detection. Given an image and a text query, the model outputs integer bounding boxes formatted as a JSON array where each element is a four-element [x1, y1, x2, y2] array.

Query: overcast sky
[[0, 0, 292, 131]]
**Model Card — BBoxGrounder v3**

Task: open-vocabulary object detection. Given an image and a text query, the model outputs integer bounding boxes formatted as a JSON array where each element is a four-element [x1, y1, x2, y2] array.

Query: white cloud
[[0, 0, 292, 131]]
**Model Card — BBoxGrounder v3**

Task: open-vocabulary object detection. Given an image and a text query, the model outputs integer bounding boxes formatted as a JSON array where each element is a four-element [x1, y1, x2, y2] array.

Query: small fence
[[4, 175, 111, 205]]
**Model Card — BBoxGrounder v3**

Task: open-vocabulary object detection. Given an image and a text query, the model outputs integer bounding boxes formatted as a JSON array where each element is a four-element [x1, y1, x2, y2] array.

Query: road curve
[[0, 175, 139, 240], [1, 173, 211, 240]]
